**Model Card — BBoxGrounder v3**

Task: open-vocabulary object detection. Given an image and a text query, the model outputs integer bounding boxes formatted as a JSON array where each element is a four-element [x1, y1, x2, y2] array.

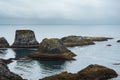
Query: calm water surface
[[0, 25, 120, 80]]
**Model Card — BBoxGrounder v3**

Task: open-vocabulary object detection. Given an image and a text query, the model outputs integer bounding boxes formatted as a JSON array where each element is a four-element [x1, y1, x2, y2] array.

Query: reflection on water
[[8, 59, 68, 80], [37, 60, 67, 74], [12, 48, 36, 58]]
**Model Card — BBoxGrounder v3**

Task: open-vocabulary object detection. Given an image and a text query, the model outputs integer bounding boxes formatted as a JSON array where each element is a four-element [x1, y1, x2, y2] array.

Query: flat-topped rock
[[0, 60, 23, 80], [28, 38, 76, 60], [40, 64, 118, 80], [0, 37, 9, 48], [61, 35, 95, 47], [11, 30, 39, 48]]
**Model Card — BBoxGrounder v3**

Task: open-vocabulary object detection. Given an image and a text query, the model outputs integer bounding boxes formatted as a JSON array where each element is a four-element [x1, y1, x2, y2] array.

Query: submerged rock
[[107, 44, 112, 46], [28, 38, 76, 60], [0, 37, 9, 48], [117, 40, 120, 43], [0, 60, 23, 80], [61, 36, 95, 47], [40, 64, 118, 80], [11, 30, 39, 48]]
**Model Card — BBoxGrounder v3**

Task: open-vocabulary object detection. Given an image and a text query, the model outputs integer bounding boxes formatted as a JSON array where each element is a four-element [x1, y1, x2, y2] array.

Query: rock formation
[[61, 36, 95, 47], [28, 38, 76, 60], [40, 64, 118, 80], [61, 35, 113, 47], [0, 37, 9, 48], [11, 30, 39, 48], [0, 59, 23, 80], [84, 36, 113, 41]]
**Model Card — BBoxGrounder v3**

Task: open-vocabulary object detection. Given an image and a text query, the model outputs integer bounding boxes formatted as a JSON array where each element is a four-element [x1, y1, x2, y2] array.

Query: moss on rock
[[28, 38, 76, 60]]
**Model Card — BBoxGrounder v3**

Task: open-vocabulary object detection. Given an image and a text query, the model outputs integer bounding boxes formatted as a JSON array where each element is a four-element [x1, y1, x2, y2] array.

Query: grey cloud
[[0, 0, 120, 24]]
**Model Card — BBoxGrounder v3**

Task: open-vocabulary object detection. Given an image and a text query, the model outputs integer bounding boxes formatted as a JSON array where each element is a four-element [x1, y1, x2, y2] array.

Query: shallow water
[[0, 25, 120, 80]]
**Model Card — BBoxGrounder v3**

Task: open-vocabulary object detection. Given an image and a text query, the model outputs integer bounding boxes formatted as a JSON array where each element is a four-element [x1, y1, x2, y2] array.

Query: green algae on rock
[[11, 30, 39, 48], [28, 38, 76, 60], [40, 64, 118, 80], [0, 37, 9, 48]]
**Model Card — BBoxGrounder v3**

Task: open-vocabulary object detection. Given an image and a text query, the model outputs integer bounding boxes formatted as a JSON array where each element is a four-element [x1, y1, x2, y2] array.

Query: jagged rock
[[0, 60, 23, 80], [61, 36, 95, 47], [40, 64, 118, 80], [11, 30, 39, 48], [84, 36, 113, 41], [28, 38, 76, 60], [117, 40, 120, 43], [0, 37, 9, 48]]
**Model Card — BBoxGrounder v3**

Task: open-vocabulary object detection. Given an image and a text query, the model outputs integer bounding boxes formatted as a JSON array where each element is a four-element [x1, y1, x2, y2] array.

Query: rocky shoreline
[[0, 29, 118, 80], [40, 64, 118, 80]]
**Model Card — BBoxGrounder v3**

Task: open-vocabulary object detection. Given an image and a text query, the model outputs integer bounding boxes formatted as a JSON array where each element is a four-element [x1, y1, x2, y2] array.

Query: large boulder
[[11, 30, 39, 48], [0, 37, 9, 48], [40, 64, 118, 80], [0, 60, 23, 80], [28, 38, 76, 60], [61, 36, 95, 47]]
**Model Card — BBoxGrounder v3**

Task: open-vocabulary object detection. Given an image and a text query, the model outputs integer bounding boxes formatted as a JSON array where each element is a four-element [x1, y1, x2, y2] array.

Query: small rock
[[107, 44, 112, 46], [117, 40, 120, 43]]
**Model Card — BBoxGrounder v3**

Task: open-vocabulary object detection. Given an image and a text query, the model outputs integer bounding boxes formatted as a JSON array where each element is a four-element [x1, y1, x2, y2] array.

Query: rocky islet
[[11, 30, 39, 48], [28, 38, 76, 60]]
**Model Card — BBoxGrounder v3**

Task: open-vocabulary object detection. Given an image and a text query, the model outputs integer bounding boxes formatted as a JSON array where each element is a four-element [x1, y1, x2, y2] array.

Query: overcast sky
[[0, 0, 120, 24]]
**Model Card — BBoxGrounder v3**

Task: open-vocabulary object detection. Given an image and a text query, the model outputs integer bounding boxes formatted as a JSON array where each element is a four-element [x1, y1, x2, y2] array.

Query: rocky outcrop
[[84, 36, 113, 41], [40, 64, 118, 80], [78, 64, 118, 80], [0, 60, 23, 80], [28, 38, 76, 60], [0, 37, 9, 48], [11, 30, 39, 48], [61, 35, 113, 47], [61, 36, 95, 47]]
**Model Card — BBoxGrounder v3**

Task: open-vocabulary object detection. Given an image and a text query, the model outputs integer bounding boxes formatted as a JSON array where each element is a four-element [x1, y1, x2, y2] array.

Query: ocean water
[[0, 24, 120, 80]]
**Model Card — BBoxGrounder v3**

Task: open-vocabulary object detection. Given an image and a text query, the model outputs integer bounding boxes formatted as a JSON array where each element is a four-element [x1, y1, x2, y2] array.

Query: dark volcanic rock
[[28, 38, 76, 60], [117, 40, 120, 43], [0, 37, 9, 48], [61, 36, 95, 47], [0, 60, 23, 80], [40, 64, 118, 80], [11, 30, 39, 48]]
